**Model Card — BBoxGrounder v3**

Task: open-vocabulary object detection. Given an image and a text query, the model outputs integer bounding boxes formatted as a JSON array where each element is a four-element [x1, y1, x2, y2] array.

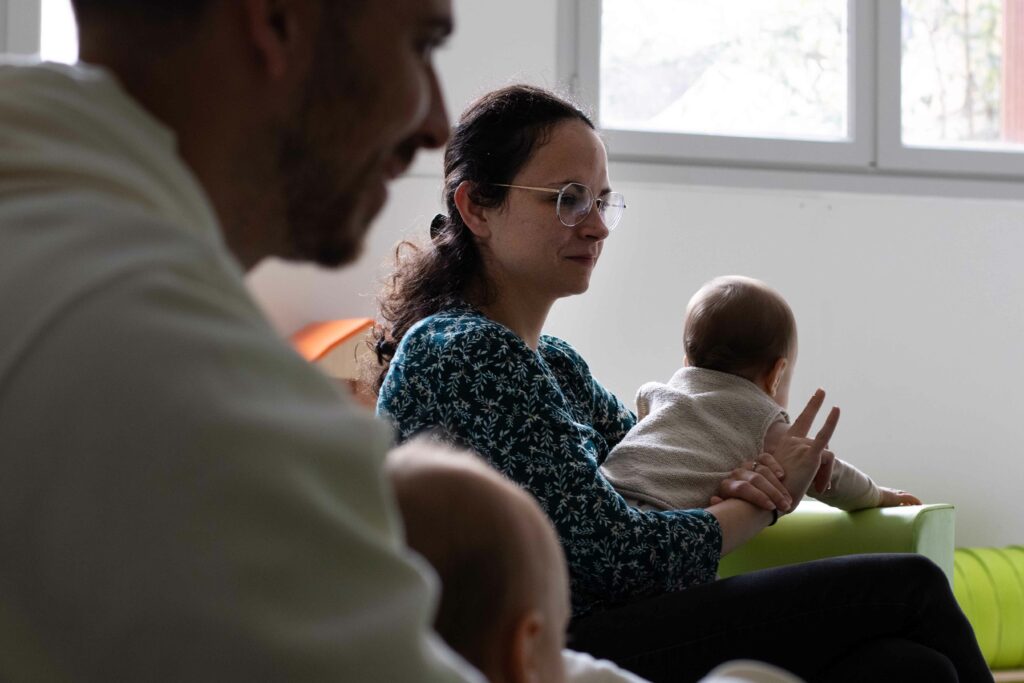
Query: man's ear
[[240, 0, 304, 80], [507, 609, 545, 683], [766, 357, 788, 397], [454, 181, 492, 239]]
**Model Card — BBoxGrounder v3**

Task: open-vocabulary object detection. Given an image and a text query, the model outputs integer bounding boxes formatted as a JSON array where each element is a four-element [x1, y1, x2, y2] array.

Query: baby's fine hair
[[684, 276, 796, 382], [386, 440, 559, 676]]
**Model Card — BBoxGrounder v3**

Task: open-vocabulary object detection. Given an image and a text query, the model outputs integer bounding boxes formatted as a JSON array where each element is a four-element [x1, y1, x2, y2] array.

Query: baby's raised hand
[[878, 487, 922, 507], [772, 389, 840, 507], [812, 449, 836, 494]]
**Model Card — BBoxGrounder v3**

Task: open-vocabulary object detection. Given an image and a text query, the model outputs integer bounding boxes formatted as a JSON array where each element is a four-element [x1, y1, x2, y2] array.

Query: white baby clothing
[[601, 367, 880, 511]]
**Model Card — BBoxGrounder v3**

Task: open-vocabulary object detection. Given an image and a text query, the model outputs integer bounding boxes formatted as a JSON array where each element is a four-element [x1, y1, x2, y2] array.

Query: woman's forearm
[[706, 498, 775, 555]]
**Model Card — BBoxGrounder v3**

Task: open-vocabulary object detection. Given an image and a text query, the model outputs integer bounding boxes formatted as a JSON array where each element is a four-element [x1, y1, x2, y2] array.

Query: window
[[602, 0, 849, 141], [0, 0, 76, 60], [902, 0, 1022, 150], [567, 0, 1024, 180], [39, 0, 76, 64]]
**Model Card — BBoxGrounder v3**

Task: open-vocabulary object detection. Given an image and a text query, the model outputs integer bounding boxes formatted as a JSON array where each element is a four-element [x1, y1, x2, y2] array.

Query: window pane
[[600, 0, 849, 141], [40, 0, 78, 64], [902, 0, 1024, 150]]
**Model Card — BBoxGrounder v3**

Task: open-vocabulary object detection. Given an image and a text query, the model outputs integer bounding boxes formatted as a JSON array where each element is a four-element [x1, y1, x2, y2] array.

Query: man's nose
[[418, 67, 450, 150]]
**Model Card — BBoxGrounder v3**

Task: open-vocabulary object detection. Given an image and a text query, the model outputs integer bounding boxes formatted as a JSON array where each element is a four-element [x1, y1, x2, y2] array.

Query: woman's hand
[[878, 487, 922, 507], [707, 390, 839, 555], [708, 453, 791, 513], [772, 389, 841, 509]]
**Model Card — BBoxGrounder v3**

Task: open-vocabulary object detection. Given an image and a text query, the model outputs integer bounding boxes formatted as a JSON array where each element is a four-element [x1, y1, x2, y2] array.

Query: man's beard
[[274, 21, 375, 268], [276, 125, 368, 268]]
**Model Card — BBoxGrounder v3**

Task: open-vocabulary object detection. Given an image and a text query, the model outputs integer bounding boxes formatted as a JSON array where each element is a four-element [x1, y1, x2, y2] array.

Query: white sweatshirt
[[0, 60, 481, 683]]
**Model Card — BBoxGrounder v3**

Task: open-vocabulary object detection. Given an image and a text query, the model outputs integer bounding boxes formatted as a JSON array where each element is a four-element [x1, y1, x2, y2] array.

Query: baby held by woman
[[602, 275, 919, 513]]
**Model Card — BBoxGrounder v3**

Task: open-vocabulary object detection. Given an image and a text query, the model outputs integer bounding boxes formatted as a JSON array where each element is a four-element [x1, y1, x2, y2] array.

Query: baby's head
[[387, 441, 569, 683], [684, 275, 797, 408]]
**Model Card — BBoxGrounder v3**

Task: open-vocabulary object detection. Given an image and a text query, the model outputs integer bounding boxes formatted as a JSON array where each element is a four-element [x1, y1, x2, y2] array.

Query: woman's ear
[[453, 181, 492, 239], [766, 357, 788, 397], [507, 609, 545, 683]]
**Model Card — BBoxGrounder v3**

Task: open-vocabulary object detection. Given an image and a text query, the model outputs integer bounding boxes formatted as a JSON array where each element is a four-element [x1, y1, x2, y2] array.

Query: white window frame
[[564, 0, 1024, 182], [875, 0, 1024, 178], [2, 0, 42, 54]]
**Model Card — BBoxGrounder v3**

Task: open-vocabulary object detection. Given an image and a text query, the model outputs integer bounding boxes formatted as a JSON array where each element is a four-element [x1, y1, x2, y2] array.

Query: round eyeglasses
[[493, 182, 626, 231]]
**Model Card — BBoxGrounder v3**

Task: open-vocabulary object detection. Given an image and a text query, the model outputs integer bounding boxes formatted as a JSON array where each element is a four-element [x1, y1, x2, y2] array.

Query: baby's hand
[[878, 487, 922, 507], [812, 449, 836, 494]]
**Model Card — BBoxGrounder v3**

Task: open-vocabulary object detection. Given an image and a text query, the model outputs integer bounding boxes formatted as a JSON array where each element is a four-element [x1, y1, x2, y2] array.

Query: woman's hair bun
[[429, 213, 448, 240]]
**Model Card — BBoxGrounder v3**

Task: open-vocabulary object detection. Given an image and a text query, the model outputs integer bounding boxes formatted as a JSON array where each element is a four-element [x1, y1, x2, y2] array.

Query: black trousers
[[567, 554, 992, 683]]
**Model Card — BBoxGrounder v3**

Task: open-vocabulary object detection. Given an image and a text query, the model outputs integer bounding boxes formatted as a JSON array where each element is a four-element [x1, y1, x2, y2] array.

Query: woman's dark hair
[[368, 84, 594, 391]]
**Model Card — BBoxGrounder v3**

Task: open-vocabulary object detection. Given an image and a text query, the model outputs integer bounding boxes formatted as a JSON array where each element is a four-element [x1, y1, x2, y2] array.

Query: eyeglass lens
[[556, 183, 625, 230]]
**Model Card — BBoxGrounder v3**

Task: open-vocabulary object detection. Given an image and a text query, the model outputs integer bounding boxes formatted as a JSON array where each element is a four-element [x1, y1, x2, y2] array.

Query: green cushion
[[717, 501, 955, 583], [963, 548, 1024, 668], [955, 550, 1001, 667], [954, 547, 1024, 669], [952, 559, 973, 623]]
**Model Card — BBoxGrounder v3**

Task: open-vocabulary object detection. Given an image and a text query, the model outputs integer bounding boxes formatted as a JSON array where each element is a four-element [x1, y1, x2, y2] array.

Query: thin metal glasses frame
[[493, 182, 626, 230]]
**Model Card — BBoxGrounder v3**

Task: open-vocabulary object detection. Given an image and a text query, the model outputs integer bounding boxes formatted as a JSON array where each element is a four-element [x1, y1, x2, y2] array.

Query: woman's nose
[[577, 204, 611, 240]]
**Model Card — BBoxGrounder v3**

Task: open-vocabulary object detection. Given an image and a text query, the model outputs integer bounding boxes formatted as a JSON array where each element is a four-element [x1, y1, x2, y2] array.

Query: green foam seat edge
[[718, 501, 954, 583]]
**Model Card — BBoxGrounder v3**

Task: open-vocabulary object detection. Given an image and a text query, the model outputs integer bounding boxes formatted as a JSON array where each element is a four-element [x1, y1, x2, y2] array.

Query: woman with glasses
[[371, 85, 988, 683]]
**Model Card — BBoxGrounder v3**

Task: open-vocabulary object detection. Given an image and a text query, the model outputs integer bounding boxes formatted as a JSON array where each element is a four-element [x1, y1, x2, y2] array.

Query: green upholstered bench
[[717, 501, 955, 584]]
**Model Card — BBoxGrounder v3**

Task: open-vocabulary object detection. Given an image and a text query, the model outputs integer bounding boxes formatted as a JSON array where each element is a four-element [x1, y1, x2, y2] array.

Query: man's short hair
[[70, 1, 363, 23], [70, 0, 364, 43], [70, 0, 209, 23]]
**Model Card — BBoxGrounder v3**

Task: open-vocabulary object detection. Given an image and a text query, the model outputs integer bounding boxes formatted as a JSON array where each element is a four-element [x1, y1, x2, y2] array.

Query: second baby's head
[[387, 441, 570, 683], [684, 275, 797, 408]]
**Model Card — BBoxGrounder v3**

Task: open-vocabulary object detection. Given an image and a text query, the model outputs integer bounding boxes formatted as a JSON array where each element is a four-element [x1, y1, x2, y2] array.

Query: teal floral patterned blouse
[[377, 305, 722, 616]]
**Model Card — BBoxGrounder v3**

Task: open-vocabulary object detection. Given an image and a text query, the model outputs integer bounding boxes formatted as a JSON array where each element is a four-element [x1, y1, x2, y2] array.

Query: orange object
[[291, 318, 374, 364], [291, 318, 377, 408]]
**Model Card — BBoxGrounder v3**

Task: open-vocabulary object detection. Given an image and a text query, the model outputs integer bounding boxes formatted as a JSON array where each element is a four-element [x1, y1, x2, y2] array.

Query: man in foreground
[[0, 1, 477, 679]]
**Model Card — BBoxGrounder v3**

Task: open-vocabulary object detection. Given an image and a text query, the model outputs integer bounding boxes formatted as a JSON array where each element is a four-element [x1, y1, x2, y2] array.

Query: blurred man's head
[[71, 0, 452, 269], [388, 442, 570, 683]]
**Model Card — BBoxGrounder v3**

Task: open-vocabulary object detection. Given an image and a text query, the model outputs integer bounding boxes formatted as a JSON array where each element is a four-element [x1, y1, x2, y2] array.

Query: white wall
[[2, 0, 42, 54], [0, 0, 6, 53], [248, 0, 1024, 548]]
